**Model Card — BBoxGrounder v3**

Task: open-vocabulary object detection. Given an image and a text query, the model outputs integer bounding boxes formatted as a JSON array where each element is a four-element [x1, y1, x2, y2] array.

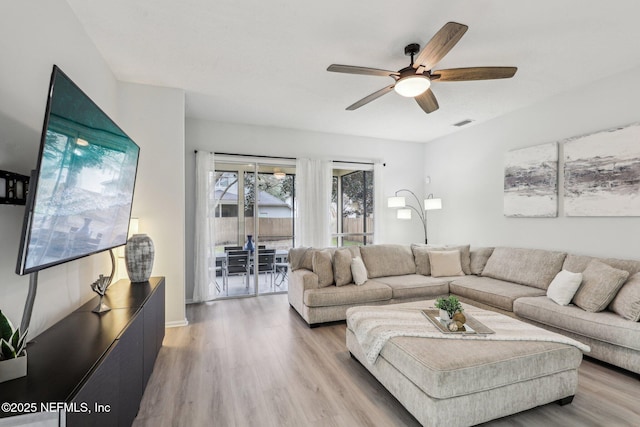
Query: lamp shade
[[397, 209, 412, 220], [424, 198, 442, 210], [388, 196, 406, 208]]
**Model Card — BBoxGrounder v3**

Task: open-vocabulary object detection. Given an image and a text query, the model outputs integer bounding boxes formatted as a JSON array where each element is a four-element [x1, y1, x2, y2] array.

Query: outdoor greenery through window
[[332, 168, 374, 246], [210, 161, 295, 298], [213, 167, 294, 252]]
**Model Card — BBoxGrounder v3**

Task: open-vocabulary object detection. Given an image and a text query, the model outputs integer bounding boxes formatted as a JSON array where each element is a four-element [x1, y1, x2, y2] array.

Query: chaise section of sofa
[[514, 296, 640, 374], [512, 253, 640, 374]]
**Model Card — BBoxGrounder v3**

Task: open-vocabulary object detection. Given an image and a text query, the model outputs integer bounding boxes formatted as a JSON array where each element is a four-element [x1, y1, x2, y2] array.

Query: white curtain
[[194, 151, 216, 302], [373, 162, 384, 244], [294, 158, 332, 248]]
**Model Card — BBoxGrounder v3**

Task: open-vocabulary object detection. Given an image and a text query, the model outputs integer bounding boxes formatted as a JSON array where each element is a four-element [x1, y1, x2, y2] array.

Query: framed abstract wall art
[[564, 123, 640, 216], [504, 142, 558, 217]]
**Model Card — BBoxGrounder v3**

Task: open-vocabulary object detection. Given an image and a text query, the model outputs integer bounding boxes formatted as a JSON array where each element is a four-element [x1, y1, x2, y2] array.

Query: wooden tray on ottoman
[[421, 309, 495, 334]]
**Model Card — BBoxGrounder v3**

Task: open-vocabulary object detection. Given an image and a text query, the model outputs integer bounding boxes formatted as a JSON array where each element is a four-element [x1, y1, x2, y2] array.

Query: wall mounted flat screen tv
[[16, 65, 139, 275]]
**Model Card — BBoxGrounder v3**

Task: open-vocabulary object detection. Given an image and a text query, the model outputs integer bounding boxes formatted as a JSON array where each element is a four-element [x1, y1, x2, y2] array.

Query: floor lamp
[[388, 190, 442, 244]]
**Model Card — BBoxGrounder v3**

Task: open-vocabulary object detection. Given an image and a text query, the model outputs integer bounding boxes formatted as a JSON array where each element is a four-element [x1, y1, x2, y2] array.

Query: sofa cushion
[[572, 260, 629, 312], [360, 245, 416, 278], [470, 247, 494, 275], [333, 247, 361, 286], [547, 270, 583, 306], [514, 296, 640, 351], [481, 247, 566, 290], [372, 274, 450, 299], [450, 276, 546, 311], [412, 244, 471, 275], [312, 249, 334, 287], [351, 256, 368, 286], [304, 280, 392, 307], [563, 254, 640, 277], [609, 273, 640, 321], [428, 250, 465, 277]]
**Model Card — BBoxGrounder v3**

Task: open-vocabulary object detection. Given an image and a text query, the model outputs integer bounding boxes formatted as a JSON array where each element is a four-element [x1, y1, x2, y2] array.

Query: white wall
[[424, 64, 640, 260], [184, 119, 427, 300], [118, 83, 187, 326], [0, 1, 121, 337], [0, 1, 187, 336]]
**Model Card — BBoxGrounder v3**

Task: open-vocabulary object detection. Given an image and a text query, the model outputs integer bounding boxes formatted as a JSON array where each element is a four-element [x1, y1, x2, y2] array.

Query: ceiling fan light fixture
[[394, 75, 430, 97], [273, 168, 286, 179]]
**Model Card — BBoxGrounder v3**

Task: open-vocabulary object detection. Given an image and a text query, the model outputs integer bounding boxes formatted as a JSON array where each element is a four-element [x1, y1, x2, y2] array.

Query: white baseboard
[[165, 318, 189, 328]]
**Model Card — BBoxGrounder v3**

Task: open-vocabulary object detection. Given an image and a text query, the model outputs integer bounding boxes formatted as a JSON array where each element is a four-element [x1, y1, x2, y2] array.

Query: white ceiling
[[66, 1, 640, 143]]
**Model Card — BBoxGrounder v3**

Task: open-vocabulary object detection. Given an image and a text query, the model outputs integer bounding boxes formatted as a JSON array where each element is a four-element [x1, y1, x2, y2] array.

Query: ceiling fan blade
[[415, 89, 439, 114], [328, 64, 399, 77], [432, 67, 518, 81], [346, 85, 395, 110], [413, 22, 468, 71]]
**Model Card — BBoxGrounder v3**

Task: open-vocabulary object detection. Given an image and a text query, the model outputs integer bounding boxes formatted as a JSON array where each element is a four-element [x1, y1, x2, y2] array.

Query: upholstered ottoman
[[346, 301, 587, 427]]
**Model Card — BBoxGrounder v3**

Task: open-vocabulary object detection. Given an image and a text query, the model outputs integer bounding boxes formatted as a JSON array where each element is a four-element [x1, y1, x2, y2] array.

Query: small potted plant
[[435, 296, 464, 322], [0, 310, 28, 383]]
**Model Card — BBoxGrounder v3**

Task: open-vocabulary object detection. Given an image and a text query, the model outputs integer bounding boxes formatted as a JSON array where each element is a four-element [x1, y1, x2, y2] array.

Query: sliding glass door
[[212, 159, 294, 298]]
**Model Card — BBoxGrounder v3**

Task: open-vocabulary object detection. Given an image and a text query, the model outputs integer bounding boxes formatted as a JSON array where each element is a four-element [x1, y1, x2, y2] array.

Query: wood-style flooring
[[134, 294, 640, 427]]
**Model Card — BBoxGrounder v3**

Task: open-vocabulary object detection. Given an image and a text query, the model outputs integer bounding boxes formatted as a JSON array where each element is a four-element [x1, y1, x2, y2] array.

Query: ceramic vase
[[0, 355, 27, 383], [125, 234, 155, 283], [244, 235, 255, 253], [439, 309, 451, 323]]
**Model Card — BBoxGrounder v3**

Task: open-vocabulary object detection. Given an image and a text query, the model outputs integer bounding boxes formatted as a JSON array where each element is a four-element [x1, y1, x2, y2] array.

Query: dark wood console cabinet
[[0, 277, 165, 427]]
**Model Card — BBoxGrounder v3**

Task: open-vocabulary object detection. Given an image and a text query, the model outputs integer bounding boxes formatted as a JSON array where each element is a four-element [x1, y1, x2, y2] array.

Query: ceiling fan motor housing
[[404, 43, 421, 57]]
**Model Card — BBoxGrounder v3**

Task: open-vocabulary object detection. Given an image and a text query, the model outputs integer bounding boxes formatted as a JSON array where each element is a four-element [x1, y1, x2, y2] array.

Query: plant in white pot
[[434, 296, 464, 322], [0, 310, 28, 383]]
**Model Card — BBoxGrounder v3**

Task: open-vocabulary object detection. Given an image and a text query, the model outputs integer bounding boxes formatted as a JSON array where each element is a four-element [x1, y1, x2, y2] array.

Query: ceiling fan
[[327, 22, 517, 114]]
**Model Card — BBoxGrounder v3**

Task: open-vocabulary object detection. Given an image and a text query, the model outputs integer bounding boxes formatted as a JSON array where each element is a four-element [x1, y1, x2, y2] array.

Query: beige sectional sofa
[[287, 244, 450, 326], [287, 244, 640, 374]]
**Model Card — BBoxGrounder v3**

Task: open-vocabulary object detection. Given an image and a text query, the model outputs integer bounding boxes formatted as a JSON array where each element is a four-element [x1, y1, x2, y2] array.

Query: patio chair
[[211, 253, 227, 295], [226, 249, 251, 290], [274, 261, 288, 289], [254, 249, 276, 288]]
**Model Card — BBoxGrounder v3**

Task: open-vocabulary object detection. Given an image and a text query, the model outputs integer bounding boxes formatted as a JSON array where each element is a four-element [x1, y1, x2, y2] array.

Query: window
[[331, 167, 374, 246]]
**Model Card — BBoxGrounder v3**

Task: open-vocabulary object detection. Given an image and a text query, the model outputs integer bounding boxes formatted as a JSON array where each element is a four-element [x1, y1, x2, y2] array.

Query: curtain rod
[[193, 150, 385, 166], [193, 150, 295, 161]]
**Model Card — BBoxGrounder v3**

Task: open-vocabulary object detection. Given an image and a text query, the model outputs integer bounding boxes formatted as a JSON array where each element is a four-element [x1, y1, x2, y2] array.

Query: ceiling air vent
[[453, 119, 474, 127]]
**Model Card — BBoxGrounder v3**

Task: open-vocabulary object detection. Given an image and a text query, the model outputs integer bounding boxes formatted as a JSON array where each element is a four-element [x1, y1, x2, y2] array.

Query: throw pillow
[[572, 260, 629, 312], [412, 244, 471, 276], [333, 248, 354, 286], [448, 245, 471, 275], [412, 245, 432, 275], [351, 256, 368, 285], [546, 270, 583, 306], [301, 248, 315, 271], [428, 250, 465, 278], [288, 247, 310, 271], [312, 250, 334, 287], [470, 247, 494, 275], [609, 272, 640, 321]]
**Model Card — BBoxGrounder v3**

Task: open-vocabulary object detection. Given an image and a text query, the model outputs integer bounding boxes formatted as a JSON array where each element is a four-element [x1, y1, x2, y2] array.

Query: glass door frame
[[331, 162, 375, 247], [213, 155, 295, 299]]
